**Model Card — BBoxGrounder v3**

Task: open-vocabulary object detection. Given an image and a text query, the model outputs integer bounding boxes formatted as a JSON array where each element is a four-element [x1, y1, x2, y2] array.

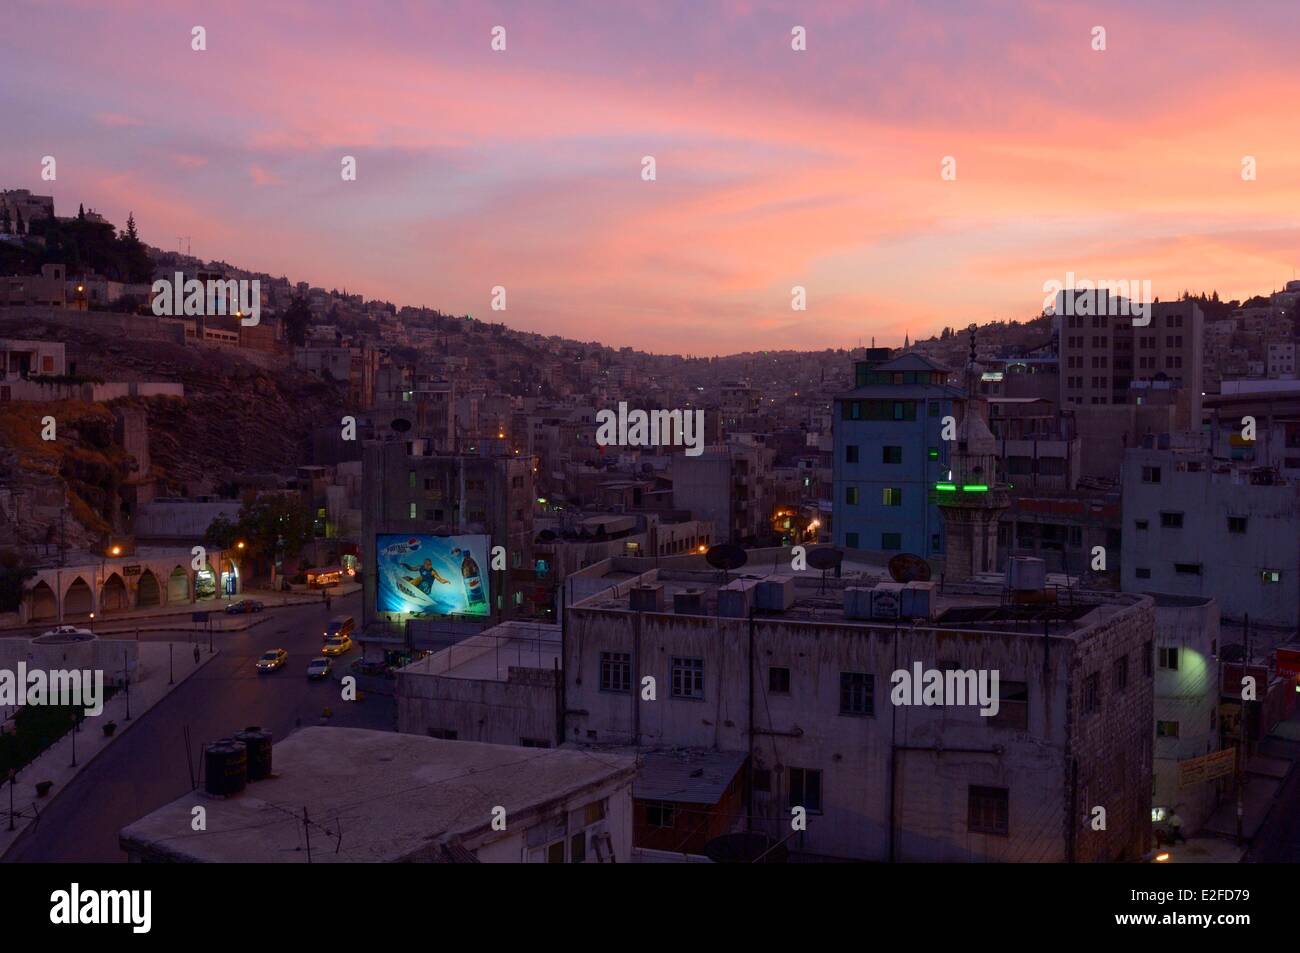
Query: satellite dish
[[806, 547, 843, 572], [889, 553, 932, 583], [390, 417, 412, 433], [705, 544, 747, 572]]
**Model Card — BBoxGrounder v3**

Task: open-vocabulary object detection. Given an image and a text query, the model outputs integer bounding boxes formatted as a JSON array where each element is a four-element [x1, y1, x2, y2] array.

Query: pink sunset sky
[[5, 0, 1300, 354]]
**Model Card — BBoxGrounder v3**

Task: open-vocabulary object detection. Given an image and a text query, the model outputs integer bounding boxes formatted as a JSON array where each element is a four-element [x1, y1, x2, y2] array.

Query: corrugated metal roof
[[634, 749, 748, 805]]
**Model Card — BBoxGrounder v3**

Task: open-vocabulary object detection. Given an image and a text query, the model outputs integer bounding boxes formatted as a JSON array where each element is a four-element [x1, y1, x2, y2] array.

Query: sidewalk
[[0, 639, 219, 859], [1, 585, 355, 637]]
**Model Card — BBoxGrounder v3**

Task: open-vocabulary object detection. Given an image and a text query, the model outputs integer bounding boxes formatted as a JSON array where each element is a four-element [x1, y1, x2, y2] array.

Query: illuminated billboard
[[376, 534, 491, 617]]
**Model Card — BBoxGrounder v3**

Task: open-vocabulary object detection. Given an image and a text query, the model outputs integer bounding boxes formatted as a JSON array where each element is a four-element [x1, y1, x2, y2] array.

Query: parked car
[[321, 634, 353, 657], [226, 599, 265, 615], [306, 657, 332, 680], [255, 648, 288, 672]]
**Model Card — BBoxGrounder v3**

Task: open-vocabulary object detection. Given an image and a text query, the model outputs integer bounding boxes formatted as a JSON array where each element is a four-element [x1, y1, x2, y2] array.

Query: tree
[[0, 204, 9, 235], [0, 550, 36, 614], [125, 212, 138, 241], [77, 203, 86, 222], [236, 494, 313, 562], [203, 515, 240, 550], [15, 207, 24, 236], [281, 294, 312, 346]]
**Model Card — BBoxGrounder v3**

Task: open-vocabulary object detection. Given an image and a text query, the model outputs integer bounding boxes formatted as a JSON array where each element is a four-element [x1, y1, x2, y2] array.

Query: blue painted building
[[832, 351, 963, 558]]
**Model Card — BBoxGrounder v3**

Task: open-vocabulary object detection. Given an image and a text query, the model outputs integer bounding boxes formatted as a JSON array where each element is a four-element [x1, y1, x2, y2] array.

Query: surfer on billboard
[[400, 557, 451, 595]]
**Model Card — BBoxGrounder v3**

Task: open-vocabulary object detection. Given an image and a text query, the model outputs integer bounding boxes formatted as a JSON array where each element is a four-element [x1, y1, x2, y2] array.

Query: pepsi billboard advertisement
[[375, 534, 491, 618]]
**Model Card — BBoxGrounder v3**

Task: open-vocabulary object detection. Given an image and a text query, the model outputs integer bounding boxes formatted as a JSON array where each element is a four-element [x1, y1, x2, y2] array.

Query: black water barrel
[[204, 739, 247, 796], [234, 726, 273, 780]]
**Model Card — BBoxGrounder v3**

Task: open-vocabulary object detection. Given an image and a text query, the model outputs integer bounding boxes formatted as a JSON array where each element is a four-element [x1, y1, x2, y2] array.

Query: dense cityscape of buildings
[[0, 188, 1297, 864]]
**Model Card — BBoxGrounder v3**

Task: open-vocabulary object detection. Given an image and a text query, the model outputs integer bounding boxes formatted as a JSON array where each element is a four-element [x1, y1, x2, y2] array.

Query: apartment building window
[[1226, 516, 1248, 534], [1160, 512, 1183, 528], [1158, 646, 1179, 671], [1156, 721, 1180, 738], [882, 487, 902, 506], [845, 487, 859, 505], [1135, 567, 1151, 579], [839, 672, 875, 716], [968, 786, 1009, 836], [1144, 640, 1153, 677], [599, 652, 632, 693], [881, 532, 902, 550], [671, 657, 705, 699], [788, 768, 823, 814], [845, 444, 859, 463], [845, 532, 859, 548], [644, 801, 676, 828], [1174, 563, 1202, 575], [1261, 570, 1282, 584], [408, 469, 417, 489], [1134, 519, 1148, 530], [752, 769, 772, 793], [882, 446, 902, 464], [1141, 466, 1161, 483], [1113, 655, 1129, 692], [929, 401, 941, 417], [769, 667, 791, 694], [990, 681, 1028, 730], [408, 502, 418, 519], [1084, 672, 1101, 714]]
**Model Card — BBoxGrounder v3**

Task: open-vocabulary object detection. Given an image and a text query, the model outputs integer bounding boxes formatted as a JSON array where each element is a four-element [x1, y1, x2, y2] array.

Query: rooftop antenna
[[177, 236, 191, 256]]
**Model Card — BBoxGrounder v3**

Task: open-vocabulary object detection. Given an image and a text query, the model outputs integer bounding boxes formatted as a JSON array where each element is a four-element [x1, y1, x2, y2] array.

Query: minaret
[[937, 328, 1010, 581]]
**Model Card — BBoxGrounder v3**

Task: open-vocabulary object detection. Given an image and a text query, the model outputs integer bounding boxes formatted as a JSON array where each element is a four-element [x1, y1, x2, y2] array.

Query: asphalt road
[[1243, 730, 1300, 863], [3, 590, 396, 862]]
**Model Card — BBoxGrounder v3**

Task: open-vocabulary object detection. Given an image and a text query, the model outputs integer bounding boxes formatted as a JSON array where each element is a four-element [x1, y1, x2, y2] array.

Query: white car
[[306, 657, 332, 680], [40, 624, 94, 638]]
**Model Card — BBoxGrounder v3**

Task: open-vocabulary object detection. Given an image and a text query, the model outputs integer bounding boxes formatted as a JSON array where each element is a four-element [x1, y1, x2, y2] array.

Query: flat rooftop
[[119, 727, 635, 863], [573, 567, 1142, 638], [401, 621, 560, 681]]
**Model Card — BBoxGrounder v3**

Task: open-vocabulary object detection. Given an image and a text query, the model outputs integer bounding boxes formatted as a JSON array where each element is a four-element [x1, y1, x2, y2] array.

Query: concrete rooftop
[[119, 726, 634, 863], [573, 566, 1142, 638]]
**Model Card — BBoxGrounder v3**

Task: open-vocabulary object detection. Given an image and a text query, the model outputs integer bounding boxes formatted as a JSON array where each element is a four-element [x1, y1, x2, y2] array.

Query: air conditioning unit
[[1006, 556, 1047, 592], [901, 581, 936, 620], [870, 583, 904, 620], [673, 589, 706, 615], [844, 587, 873, 620], [629, 584, 665, 613], [754, 576, 795, 611], [718, 578, 758, 618]]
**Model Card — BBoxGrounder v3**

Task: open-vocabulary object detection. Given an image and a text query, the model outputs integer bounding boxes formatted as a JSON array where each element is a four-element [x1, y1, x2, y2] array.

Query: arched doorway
[[220, 558, 239, 597], [136, 569, 162, 607], [101, 573, 129, 612], [64, 577, 93, 618], [194, 562, 218, 601], [29, 581, 57, 621], [167, 566, 189, 602]]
